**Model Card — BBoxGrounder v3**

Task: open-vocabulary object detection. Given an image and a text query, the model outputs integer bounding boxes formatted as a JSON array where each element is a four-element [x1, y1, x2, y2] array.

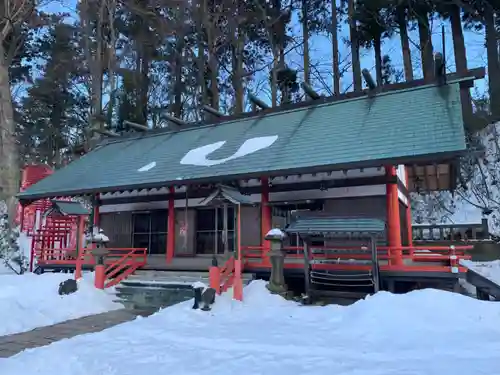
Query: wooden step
[[115, 271, 255, 312], [129, 270, 254, 283]]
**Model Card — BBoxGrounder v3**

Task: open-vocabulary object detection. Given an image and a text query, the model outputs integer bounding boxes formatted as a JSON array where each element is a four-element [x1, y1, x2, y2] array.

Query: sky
[[40, 0, 488, 103]]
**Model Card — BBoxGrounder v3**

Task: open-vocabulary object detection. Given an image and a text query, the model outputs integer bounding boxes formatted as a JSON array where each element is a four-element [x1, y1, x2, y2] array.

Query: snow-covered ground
[[0, 280, 499, 375], [0, 272, 121, 336]]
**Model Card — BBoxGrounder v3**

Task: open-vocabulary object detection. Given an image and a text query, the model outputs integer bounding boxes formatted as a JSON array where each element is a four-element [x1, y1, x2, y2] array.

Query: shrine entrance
[[132, 210, 168, 255], [195, 206, 236, 255], [195, 186, 252, 256]]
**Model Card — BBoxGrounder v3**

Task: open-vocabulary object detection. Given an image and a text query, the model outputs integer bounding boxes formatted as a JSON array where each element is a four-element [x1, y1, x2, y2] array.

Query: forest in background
[[0, 0, 500, 232]]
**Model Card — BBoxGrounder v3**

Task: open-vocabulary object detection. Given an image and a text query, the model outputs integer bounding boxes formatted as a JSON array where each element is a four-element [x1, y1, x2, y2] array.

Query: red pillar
[[75, 216, 86, 280], [233, 204, 243, 301], [261, 177, 272, 266], [209, 266, 221, 294], [385, 166, 402, 265], [405, 167, 413, 247], [166, 186, 176, 264], [94, 265, 105, 289]]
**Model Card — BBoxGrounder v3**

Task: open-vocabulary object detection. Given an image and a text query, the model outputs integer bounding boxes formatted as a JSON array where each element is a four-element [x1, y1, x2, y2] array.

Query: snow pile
[[0, 280, 499, 375], [1, 229, 38, 275], [461, 259, 500, 286], [265, 228, 286, 239], [0, 272, 121, 336]]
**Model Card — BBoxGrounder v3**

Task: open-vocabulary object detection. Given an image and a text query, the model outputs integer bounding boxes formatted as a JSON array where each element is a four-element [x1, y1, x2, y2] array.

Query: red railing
[[102, 248, 147, 288], [242, 245, 473, 273], [209, 256, 243, 300], [35, 247, 147, 288], [210, 256, 235, 294], [220, 256, 236, 293]]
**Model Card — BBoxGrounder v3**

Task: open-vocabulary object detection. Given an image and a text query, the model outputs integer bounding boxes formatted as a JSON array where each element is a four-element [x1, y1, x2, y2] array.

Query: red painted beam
[[166, 186, 175, 264]]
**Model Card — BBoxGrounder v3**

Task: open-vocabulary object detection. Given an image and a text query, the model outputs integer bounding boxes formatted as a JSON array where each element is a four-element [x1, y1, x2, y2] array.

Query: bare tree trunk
[[396, 7, 413, 81], [448, 4, 472, 120], [203, 7, 219, 109], [232, 31, 245, 114], [0, 1, 35, 222], [348, 0, 362, 91], [0, 46, 19, 222], [228, 3, 245, 114], [417, 11, 434, 81], [331, 0, 340, 95], [139, 51, 150, 123], [81, 0, 106, 137], [208, 52, 219, 110], [196, 0, 208, 111], [485, 11, 500, 116], [302, 0, 310, 85], [271, 47, 279, 106], [93, 1, 105, 122], [106, 0, 117, 127], [172, 32, 185, 118], [449, 5, 467, 74], [374, 37, 382, 86]]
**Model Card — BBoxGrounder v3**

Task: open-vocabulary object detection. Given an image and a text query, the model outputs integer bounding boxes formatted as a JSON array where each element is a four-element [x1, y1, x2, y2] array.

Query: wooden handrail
[[34, 247, 148, 288], [220, 256, 236, 293], [104, 248, 147, 288], [105, 248, 147, 280], [241, 245, 474, 267], [209, 256, 237, 295]]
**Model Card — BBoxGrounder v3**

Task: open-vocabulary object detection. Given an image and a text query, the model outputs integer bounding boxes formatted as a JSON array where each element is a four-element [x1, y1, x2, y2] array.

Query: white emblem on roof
[[137, 161, 157, 172], [180, 135, 278, 167]]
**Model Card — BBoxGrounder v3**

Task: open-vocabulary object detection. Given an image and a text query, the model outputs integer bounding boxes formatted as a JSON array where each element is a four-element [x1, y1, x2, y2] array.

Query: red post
[[94, 265, 106, 289], [385, 166, 402, 265], [19, 205, 25, 232], [233, 204, 243, 301], [29, 235, 35, 272], [74, 216, 85, 280], [209, 266, 221, 294], [404, 167, 413, 248], [449, 245, 458, 271], [233, 259, 243, 301], [261, 177, 272, 266], [166, 186, 175, 264]]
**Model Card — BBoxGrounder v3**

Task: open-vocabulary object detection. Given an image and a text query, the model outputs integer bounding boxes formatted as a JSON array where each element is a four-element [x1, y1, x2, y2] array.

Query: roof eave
[[17, 149, 466, 202]]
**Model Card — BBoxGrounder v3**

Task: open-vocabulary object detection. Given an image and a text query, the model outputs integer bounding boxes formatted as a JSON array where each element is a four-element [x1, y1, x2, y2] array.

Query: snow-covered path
[[0, 280, 499, 375], [0, 272, 121, 336]]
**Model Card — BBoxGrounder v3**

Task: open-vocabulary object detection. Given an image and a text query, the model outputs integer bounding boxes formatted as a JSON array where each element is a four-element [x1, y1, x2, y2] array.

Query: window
[[132, 210, 168, 255], [196, 207, 235, 255]]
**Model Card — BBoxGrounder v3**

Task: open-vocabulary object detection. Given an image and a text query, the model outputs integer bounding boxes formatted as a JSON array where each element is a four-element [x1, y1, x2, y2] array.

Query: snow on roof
[[460, 260, 500, 286], [266, 228, 286, 238]]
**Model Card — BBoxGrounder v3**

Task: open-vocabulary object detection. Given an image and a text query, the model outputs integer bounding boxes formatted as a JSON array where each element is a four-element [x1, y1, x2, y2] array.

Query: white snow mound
[[0, 280, 499, 374], [0, 272, 121, 336]]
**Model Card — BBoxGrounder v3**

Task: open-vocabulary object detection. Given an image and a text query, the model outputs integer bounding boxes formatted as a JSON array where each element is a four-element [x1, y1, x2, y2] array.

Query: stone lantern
[[86, 228, 110, 265], [265, 228, 287, 294]]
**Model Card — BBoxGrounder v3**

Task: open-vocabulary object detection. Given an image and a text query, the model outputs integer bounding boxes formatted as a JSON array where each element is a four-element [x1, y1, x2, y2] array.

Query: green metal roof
[[285, 216, 385, 237], [199, 185, 254, 206], [46, 200, 90, 216], [19, 82, 466, 200]]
